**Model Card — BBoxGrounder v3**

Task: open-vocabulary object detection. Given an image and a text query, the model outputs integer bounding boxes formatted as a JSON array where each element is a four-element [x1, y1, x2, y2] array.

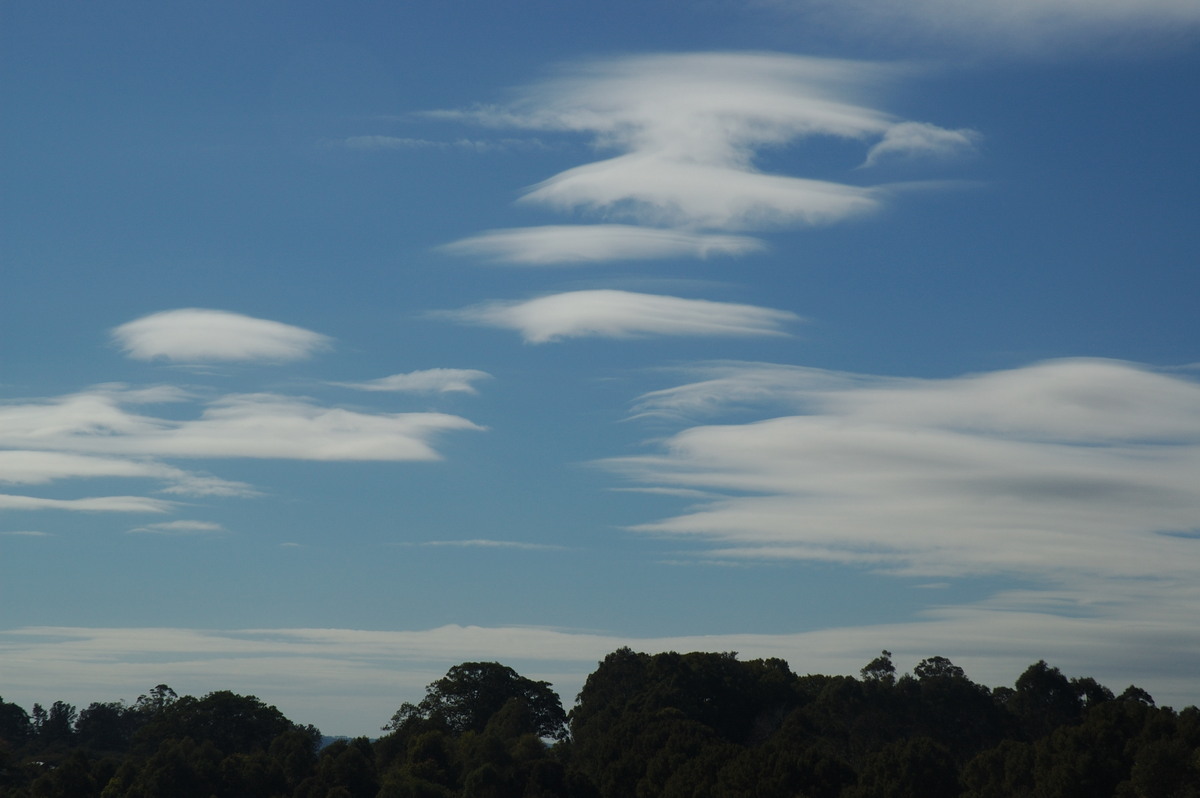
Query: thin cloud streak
[[441, 290, 800, 343], [113, 309, 332, 364], [0, 494, 173, 513], [442, 225, 766, 265], [127, 520, 227, 536], [774, 0, 1200, 54], [332, 369, 492, 395], [0, 450, 258, 498], [412, 539, 566, 551], [0, 390, 483, 461]]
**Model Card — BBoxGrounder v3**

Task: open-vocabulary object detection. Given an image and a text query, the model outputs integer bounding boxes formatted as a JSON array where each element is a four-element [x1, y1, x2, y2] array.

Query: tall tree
[[384, 662, 567, 741]]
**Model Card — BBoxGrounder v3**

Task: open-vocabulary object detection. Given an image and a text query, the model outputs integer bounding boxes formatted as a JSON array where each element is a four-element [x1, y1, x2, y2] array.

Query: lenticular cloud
[[113, 309, 332, 363], [440, 52, 977, 263], [443, 290, 800, 343], [441, 225, 765, 265], [609, 358, 1200, 582]]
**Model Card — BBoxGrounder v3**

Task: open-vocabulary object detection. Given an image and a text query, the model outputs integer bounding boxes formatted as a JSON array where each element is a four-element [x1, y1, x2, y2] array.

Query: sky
[[1, 0, 1199, 735]]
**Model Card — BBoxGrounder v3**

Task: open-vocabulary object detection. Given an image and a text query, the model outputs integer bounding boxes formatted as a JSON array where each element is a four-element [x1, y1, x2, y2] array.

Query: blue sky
[[2, 0, 1199, 734]]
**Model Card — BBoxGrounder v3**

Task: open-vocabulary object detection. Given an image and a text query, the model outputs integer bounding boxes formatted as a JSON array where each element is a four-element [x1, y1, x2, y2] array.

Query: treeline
[[1, 650, 1198, 797]]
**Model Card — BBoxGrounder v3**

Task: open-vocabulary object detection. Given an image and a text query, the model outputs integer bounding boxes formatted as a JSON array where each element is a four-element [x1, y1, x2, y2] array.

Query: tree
[[133, 690, 297, 756], [1009, 661, 1082, 739], [914, 656, 966, 682], [134, 684, 178, 716], [384, 662, 567, 741], [75, 701, 137, 752], [847, 736, 960, 798], [861, 650, 897, 685], [0, 697, 30, 748], [33, 701, 78, 748]]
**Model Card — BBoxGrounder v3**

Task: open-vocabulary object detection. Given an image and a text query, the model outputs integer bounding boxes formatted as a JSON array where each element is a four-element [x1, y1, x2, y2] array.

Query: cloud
[[333, 369, 492, 394], [774, 0, 1200, 54], [440, 53, 972, 237], [411, 539, 566, 551], [523, 157, 880, 231], [112, 309, 332, 363], [435, 52, 976, 262], [343, 135, 445, 150], [128, 520, 227, 536], [1, 530, 53, 537], [441, 225, 766, 264], [605, 359, 1200, 583], [0, 494, 173, 513], [0, 389, 483, 461], [862, 122, 981, 167], [0, 450, 258, 497], [441, 290, 800, 343]]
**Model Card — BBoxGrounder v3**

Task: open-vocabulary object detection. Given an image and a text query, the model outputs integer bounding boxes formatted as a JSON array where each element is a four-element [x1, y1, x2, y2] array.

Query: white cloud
[[441, 225, 766, 264], [128, 520, 227, 536], [0, 389, 483, 461], [413, 539, 566, 551], [439, 53, 972, 240], [343, 135, 444, 150], [862, 122, 981, 167], [775, 0, 1200, 54], [1, 530, 53, 537], [0, 494, 173, 513], [113, 309, 332, 363], [442, 290, 800, 343], [606, 359, 1200, 583], [333, 368, 492, 394], [0, 450, 257, 497], [525, 157, 880, 230]]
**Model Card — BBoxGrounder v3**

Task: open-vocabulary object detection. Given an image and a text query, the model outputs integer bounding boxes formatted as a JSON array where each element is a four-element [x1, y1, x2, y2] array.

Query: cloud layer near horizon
[[438, 52, 976, 263], [3, 612, 1197, 735]]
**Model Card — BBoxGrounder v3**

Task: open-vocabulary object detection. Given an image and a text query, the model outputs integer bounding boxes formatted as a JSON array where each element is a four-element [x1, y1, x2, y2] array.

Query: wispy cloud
[[606, 359, 1200, 584], [523, 157, 880, 231], [0, 494, 173, 513], [773, 0, 1200, 54], [112, 309, 332, 364], [438, 52, 976, 261], [0, 450, 258, 498], [128, 520, 227, 536], [409, 539, 566, 551], [1, 530, 53, 537], [332, 369, 492, 395], [441, 290, 800, 343], [441, 225, 766, 265], [862, 122, 981, 168], [0, 390, 483, 461]]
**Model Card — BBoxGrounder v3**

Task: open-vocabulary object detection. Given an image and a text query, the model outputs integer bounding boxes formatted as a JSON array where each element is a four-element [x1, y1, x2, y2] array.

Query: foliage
[[0, 655, 1196, 797], [383, 662, 568, 741]]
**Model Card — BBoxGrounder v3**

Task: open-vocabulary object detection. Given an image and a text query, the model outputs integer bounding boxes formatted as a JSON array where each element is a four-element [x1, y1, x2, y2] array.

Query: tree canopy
[[1, 654, 1197, 797]]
